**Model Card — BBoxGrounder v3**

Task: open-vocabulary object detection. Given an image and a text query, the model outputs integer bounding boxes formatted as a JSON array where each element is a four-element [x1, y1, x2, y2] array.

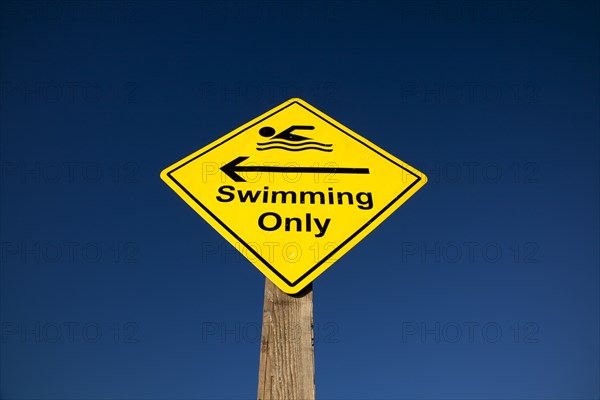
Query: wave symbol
[[256, 140, 332, 152]]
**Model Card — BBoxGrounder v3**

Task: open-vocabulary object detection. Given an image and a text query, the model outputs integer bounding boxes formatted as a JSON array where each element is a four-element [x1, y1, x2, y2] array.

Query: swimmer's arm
[[281, 125, 315, 134]]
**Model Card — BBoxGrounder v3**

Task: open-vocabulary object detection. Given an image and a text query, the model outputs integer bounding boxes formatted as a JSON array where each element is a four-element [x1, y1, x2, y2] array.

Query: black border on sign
[[166, 100, 421, 287]]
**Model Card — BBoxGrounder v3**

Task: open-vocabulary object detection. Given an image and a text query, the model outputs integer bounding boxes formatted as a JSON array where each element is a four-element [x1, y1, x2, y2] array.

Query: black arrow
[[220, 156, 370, 182]]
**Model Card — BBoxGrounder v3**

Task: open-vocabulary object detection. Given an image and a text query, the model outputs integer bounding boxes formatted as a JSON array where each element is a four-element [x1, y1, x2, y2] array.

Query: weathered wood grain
[[257, 279, 315, 400]]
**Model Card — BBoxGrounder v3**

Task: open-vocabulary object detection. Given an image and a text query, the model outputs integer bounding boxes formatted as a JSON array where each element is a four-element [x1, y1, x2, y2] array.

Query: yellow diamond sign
[[161, 98, 427, 294]]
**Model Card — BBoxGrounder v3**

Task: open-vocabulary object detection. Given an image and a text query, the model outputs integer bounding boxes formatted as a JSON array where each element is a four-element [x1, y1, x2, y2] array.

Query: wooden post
[[257, 279, 315, 400]]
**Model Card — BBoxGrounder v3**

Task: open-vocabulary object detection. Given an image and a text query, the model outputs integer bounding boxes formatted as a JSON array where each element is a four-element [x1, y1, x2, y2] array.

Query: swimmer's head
[[259, 126, 276, 137]]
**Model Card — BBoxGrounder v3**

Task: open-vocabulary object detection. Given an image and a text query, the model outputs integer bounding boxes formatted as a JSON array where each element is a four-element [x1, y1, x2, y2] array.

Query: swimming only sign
[[161, 98, 427, 294]]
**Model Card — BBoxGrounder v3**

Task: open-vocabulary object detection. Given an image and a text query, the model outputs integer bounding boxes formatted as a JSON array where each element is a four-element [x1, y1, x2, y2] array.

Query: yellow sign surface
[[161, 98, 426, 293]]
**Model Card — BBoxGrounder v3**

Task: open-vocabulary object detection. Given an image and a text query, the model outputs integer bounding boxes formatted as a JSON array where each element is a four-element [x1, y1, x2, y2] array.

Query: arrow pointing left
[[220, 156, 370, 182]]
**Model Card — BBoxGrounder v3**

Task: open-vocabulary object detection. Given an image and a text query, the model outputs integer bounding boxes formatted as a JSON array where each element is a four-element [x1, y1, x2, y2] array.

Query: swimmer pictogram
[[256, 125, 333, 152]]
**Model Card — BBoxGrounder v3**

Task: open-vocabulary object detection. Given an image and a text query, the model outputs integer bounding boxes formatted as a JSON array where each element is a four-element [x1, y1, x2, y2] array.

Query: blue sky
[[1, 1, 598, 399]]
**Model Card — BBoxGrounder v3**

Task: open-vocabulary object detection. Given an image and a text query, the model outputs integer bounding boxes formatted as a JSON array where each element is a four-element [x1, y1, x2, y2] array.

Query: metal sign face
[[161, 98, 427, 293]]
